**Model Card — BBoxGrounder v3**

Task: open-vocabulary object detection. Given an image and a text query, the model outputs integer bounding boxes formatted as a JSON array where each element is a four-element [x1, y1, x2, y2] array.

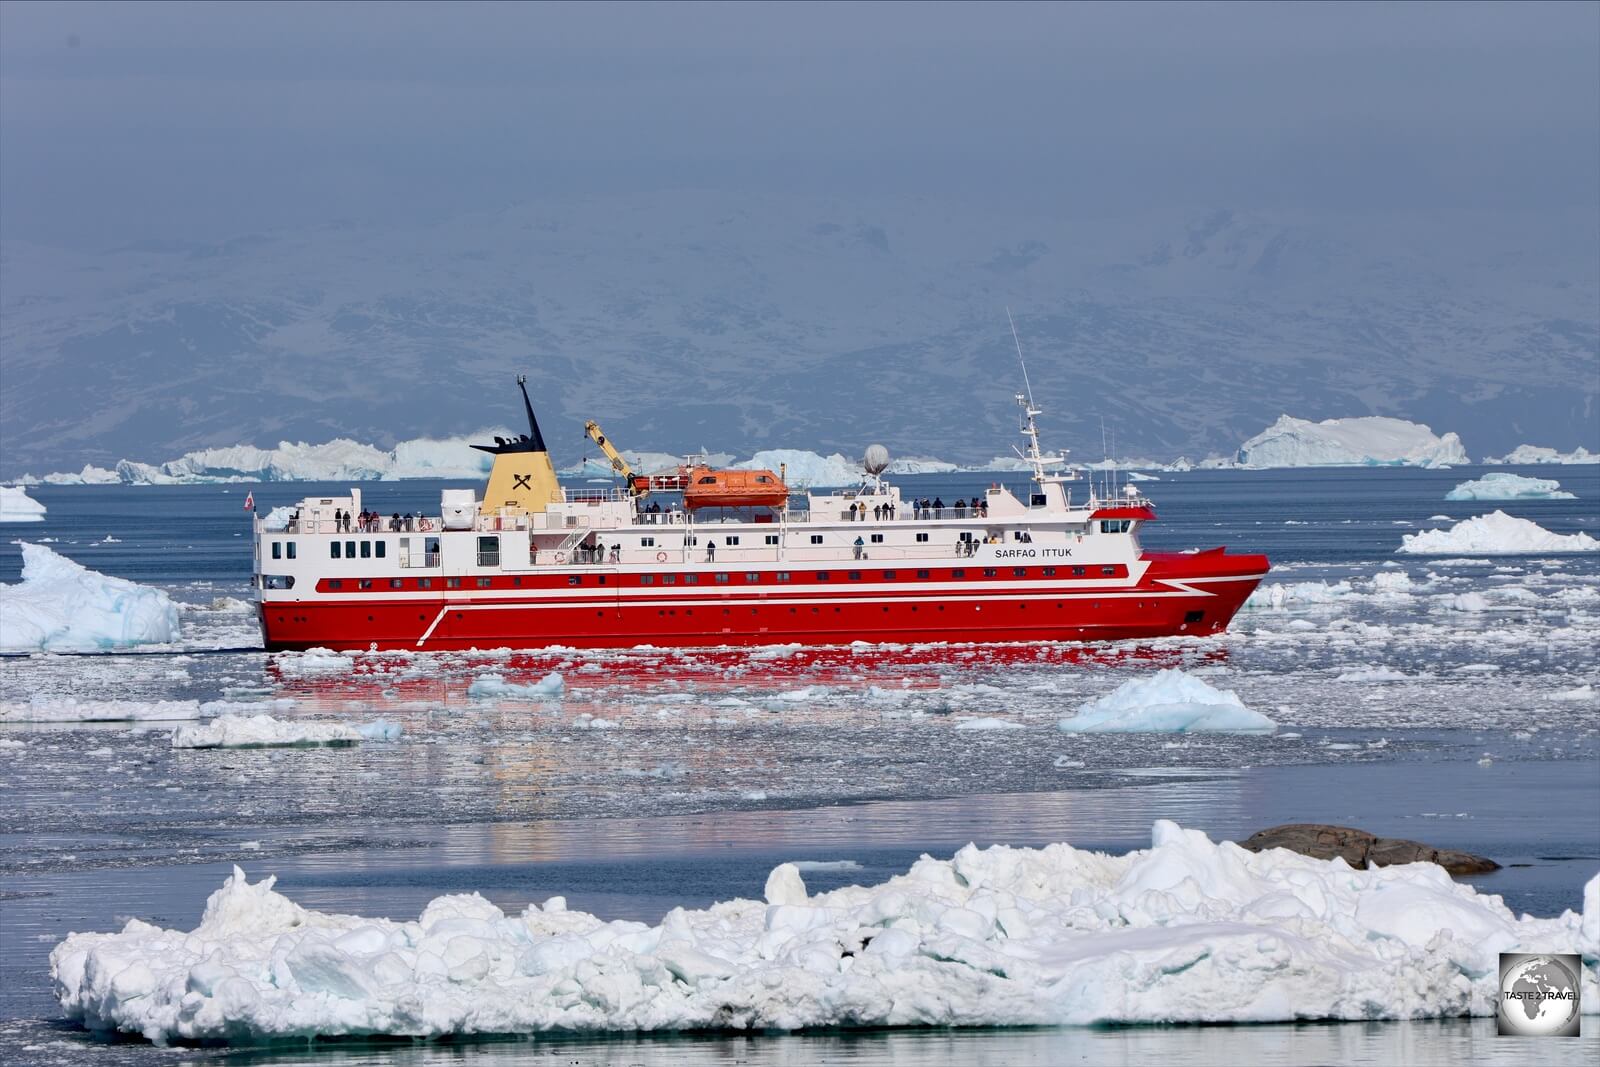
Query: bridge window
[[477, 536, 500, 567], [725, 536, 740, 546], [375, 542, 385, 559], [330, 542, 341, 559], [271, 542, 282, 560], [286, 542, 296, 559], [1100, 519, 1132, 534]]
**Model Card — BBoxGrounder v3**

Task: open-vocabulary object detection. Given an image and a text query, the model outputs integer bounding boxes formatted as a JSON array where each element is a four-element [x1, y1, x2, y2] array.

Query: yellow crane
[[583, 420, 646, 496]]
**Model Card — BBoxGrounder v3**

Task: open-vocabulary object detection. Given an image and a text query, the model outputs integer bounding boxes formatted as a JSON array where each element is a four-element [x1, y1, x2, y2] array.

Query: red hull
[[259, 551, 1267, 652]]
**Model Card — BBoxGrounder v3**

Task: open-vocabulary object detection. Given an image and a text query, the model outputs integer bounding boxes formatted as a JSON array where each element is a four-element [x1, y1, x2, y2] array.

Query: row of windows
[[269, 541, 297, 560], [313, 565, 1127, 593], [330, 540, 387, 560]]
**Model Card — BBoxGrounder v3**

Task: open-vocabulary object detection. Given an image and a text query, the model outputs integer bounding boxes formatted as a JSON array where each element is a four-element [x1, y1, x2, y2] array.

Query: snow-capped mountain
[[2, 194, 1595, 479]]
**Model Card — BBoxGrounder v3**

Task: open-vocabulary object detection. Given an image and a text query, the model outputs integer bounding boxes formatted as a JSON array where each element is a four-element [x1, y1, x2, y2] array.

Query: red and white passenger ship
[[253, 380, 1268, 651]]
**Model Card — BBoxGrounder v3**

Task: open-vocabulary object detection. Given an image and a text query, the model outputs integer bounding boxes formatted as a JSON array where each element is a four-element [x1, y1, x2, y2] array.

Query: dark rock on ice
[[1238, 823, 1500, 875]]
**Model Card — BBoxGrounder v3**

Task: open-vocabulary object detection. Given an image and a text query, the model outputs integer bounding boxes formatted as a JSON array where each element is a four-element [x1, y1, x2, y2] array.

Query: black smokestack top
[[472, 374, 549, 455]]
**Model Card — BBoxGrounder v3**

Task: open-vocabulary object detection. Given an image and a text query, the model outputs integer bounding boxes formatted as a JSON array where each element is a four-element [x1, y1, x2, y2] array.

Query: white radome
[[863, 443, 890, 475]]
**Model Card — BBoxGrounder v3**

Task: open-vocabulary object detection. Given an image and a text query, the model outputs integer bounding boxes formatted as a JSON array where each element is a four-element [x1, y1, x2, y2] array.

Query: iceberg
[[733, 450, 863, 488], [1483, 444, 1599, 465], [1398, 511, 1600, 555], [0, 543, 181, 652], [0, 485, 46, 522], [171, 714, 363, 749], [48, 822, 1598, 1043], [1236, 415, 1468, 468], [1445, 473, 1574, 501], [1057, 669, 1276, 733]]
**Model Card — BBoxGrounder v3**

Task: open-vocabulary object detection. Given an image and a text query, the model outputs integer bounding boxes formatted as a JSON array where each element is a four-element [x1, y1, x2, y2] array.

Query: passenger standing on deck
[[333, 508, 343, 533], [933, 497, 944, 520], [854, 535, 865, 560], [705, 539, 716, 562]]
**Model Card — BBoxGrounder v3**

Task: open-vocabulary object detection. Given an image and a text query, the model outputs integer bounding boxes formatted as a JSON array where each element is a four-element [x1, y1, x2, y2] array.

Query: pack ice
[[49, 822, 1598, 1044], [1444, 473, 1575, 501], [0, 543, 181, 652], [1235, 416, 1467, 468], [1398, 511, 1599, 555], [171, 714, 363, 749], [1057, 669, 1276, 733], [0, 485, 46, 522]]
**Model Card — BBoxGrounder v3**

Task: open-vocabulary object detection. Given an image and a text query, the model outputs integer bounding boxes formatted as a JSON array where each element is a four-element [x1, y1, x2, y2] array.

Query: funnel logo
[[1498, 953, 1581, 1036]]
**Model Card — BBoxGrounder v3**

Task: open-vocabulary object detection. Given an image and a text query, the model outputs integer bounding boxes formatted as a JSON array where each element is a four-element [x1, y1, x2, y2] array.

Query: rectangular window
[[684, 575, 699, 584], [848, 571, 862, 580], [477, 577, 492, 588], [271, 542, 282, 560], [745, 573, 760, 583], [883, 570, 896, 580], [764, 535, 779, 545], [917, 569, 929, 578], [1030, 493, 1047, 507], [915, 533, 929, 543], [346, 540, 356, 558], [641, 536, 655, 547], [725, 536, 740, 546], [447, 577, 462, 589], [418, 578, 432, 589], [640, 576, 654, 585], [360, 541, 371, 559], [870, 534, 884, 544], [810, 535, 824, 545], [287, 542, 296, 560], [358, 579, 372, 590], [331, 542, 341, 559], [1013, 567, 1027, 577], [816, 571, 831, 581], [375, 542, 385, 559], [1102, 566, 1118, 576], [984, 568, 998, 577], [476, 535, 500, 568], [390, 579, 403, 589], [777, 572, 791, 582]]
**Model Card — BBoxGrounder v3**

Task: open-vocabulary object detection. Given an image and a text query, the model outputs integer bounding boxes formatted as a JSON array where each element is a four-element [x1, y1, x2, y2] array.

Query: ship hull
[[258, 552, 1267, 652]]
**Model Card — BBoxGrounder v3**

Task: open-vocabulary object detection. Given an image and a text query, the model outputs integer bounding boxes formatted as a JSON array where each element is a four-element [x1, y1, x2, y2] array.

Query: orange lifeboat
[[682, 466, 788, 510]]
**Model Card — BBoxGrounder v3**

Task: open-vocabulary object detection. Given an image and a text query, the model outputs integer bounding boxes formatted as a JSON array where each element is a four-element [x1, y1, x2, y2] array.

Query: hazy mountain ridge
[[1, 194, 1595, 477]]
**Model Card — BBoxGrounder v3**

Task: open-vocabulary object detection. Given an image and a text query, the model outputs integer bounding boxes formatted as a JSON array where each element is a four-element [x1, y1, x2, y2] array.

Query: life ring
[[656, 551, 668, 563], [554, 551, 566, 564], [418, 518, 433, 531]]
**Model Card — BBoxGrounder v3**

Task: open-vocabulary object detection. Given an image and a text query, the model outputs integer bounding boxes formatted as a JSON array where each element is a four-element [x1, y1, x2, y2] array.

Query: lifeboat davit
[[682, 466, 788, 510]]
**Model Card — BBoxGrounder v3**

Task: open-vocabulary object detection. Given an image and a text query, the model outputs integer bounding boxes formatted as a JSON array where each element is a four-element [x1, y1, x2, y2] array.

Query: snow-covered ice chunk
[[954, 717, 1026, 731], [1236, 415, 1467, 468], [466, 672, 565, 699], [1551, 685, 1596, 702], [1483, 444, 1599, 465], [1245, 581, 1352, 610], [355, 719, 404, 741], [1398, 511, 1599, 555], [1, 698, 202, 723], [48, 824, 1600, 1043], [1058, 670, 1276, 733], [171, 714, 362, 749], [0, 485, 46, 522], [0, 544, 181, 652], [1445, 473, 1575, 501], [274, 648, 356, 678]]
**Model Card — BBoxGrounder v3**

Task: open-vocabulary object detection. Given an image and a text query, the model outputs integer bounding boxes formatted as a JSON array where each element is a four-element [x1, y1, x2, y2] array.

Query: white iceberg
[[1483, 444, 1599, 465], [171, 714, 362, 749], [1244, 581, 1353, 610], [0, 543, 182, 652], [1057, 670, 1276, 733], [734, 450, 863, 488], [1398, 511, 1599, 555], [48, 821, 1598, 1043], [0, 698, 202, 723], [0, 485, 46, 522], [953, 716, 1026, 731], [466, 672, 565, 699], [1445, 473, 1574, 501], [1236, 416, 1467, 468]]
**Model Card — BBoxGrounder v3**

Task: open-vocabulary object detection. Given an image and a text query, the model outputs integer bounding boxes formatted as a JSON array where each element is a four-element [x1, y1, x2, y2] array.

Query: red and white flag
[[243, 491, 255, 511]]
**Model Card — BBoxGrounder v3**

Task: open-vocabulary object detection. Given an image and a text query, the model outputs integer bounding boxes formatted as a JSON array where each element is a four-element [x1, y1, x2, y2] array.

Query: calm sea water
[[2, 465, 1597, 1065]]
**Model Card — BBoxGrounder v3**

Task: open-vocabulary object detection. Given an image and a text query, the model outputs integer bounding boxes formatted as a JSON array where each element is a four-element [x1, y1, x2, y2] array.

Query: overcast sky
[[1, 0, 1596, 248]]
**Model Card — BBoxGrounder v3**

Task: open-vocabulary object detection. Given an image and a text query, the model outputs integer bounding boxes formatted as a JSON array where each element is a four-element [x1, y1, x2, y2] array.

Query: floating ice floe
[[1398, 511, 1599, 555], [1057, 669, 1276, 733], [1245, 581, 1352, 610], [953, 717, 1026, 731], [274, 648, 356, 678], [466, 672, 565, 699], [1235, 416, 1467, 468], [1445, 473, 1575, 501], [1551, 685, 1596, 702], [1483, 444, 1599, 465], [0, 544, 182, 652], [48, 821, 1599, 1043], [171, 714, 364, 749], [0, 485, 46, 522], [1, 698, 202, 723]]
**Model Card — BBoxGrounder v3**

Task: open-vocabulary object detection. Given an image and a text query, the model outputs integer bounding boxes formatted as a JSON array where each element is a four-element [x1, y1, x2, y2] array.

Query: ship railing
[[563, 487, 632, 504], [285, 517, 443, 535]]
